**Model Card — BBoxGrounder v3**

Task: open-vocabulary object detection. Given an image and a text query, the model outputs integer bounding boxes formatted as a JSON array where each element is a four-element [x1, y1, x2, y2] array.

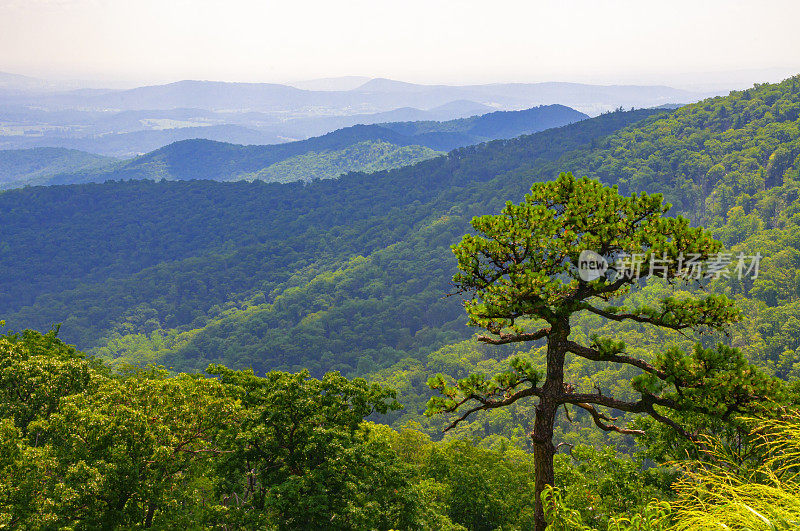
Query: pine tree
[[427, 172, 779, 531]]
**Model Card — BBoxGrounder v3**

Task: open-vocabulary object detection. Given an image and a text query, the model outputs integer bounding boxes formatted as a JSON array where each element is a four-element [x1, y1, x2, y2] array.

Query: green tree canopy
[[427, 172, 781, 531], [206, 365, 414, 529], [0, 328, 420, 529]]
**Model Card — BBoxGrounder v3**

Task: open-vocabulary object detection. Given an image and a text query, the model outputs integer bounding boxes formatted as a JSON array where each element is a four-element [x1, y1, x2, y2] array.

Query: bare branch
[[561, 392, 692, 439], [562, 392, 678, 412], [477, 326, 551, 345], [646, 406, 693, 439], [555, 441, 574, 454], [566, 340, 668, 379], [583, 304, 692, 330], [443, 385, 541, 432], [573, 402, 645, 436], [563, 403, 574, 423], [560, 393, 650, 414]]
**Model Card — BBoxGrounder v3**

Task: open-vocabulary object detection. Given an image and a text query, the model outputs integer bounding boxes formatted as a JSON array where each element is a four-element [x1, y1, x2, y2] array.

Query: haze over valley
[[0, 72, 713, 157]]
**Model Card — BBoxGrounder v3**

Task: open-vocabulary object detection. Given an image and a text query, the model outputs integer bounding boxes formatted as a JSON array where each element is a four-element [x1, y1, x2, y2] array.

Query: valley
[[2, 71, 799, 530]]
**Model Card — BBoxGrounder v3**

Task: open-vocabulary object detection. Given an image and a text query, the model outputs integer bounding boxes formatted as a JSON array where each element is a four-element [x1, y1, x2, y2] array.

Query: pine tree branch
[[565, 340, 668, 379], [582, 303, 692, 330], [560, 392, 691, 439], [477, 326, 551, 345], [572, 402, 645, 436], [443, 385, 542, 432]]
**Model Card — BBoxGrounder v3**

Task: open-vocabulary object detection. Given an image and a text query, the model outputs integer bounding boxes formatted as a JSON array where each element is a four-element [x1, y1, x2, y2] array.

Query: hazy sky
[[1, 0, 799, 88]]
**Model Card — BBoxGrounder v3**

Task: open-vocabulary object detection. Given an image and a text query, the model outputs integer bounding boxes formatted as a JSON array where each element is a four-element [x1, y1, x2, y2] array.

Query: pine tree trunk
[[532, 400, 557, 531], [532, 318, 569, 531]]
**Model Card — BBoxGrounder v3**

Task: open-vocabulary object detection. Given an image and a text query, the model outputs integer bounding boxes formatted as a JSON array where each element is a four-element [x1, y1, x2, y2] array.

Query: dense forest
[[2, 324, 796, 529], [0, 108, 661, 363], [2, 76, 800, 528], [9, 104, 585, 188], [233, 141, 441, 183], [0, 147, 115, 188]]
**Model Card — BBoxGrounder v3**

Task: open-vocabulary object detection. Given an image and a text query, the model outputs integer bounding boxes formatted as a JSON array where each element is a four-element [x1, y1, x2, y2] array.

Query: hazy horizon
[[2, 68, 797, 94], [2, 0, 799, 91]]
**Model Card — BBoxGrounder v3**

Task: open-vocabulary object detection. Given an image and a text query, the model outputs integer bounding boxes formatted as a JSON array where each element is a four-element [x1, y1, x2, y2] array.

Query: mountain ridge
[[17, 104, 587, 187], [4, 75, 713, 114], [0, 107, 666, 363], [4, 75, 799, 382]]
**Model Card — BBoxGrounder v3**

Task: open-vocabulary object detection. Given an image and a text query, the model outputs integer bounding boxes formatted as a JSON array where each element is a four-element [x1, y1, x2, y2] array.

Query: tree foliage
[[428, 172, 782, 530]]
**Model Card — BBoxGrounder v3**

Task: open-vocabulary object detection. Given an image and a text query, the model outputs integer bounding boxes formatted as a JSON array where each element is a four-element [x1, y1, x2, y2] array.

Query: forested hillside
[[233, 141, 441, 183], [4, 76, 799, 378], [3, 76, 800, 530], [26, 126, 441, 186], [0, 108, 659, 371], [0, 147, 115, 188], [382, 105, 592, 140], [10, 104, 585, 187], [2, 77, 799, 420]]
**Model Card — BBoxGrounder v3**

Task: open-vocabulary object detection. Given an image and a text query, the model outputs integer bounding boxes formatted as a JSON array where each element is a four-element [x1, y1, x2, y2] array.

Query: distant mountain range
[[287, 76, 373, 91], [3, 104, 587, 188], [0, 100, 501, 157], [3, 76, 710, 115], [0, 72, 711, 157]]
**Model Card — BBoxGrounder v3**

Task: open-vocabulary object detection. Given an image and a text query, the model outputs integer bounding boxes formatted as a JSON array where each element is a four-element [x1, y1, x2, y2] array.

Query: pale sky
[[1, 0, 799, 88]]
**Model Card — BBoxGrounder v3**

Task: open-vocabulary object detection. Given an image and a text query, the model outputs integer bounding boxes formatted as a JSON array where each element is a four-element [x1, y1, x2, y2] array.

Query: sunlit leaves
[[452, 171, 727, 333], [426, 356, 541, 418]]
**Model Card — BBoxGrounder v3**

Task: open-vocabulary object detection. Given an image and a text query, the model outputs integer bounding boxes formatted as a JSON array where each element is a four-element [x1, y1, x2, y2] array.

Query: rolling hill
[[0, 74, 713, 156], [0, 107, 664, 368], [0, 147, 116, 188], [18, 104, 587, 187], [1, 76, 798, 397]]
